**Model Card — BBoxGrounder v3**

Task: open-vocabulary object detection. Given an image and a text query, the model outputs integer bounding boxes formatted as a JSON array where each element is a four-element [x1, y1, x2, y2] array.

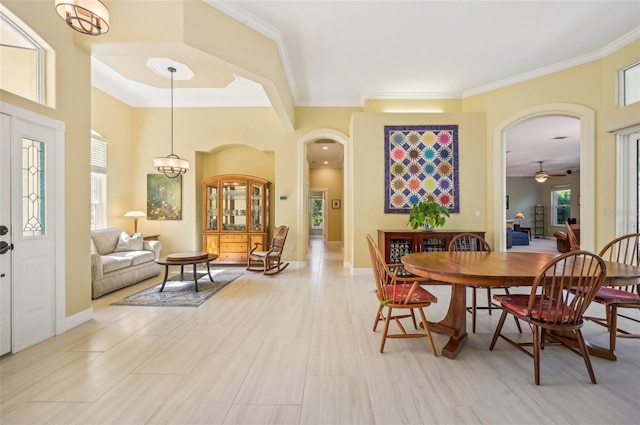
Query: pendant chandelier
[[55, 0, 110, 36], [154, 67, 190, 179]]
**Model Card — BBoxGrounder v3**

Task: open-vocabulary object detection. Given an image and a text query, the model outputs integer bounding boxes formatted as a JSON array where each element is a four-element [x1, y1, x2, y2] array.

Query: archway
[[297, 129, 349, 268], [493, 103, 595, 251]]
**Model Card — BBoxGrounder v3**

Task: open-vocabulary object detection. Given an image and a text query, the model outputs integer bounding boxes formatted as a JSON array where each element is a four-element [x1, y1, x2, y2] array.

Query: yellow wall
[[91, 88, 136, 232], [310, 168, 344, 242], [350, 112, 486, 268]]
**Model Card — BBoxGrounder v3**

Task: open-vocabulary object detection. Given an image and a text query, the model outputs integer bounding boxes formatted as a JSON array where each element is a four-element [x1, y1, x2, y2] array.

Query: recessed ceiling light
[[323, 146, 328, 150], [323, 161, 328, 165]]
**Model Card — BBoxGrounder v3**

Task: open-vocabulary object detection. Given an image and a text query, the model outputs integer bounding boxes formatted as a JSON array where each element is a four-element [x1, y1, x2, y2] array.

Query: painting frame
[[147, 174, 182, 220], [384, 125, 459, 214], [332, 199, 341, 209]]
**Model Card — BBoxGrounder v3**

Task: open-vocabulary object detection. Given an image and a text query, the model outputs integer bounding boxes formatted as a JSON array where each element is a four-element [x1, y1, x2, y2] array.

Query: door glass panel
[[22, 137, 45, 237], [222, 181, 246, 231], [206, 184, 218, 231], [250, 183, 263, 231]]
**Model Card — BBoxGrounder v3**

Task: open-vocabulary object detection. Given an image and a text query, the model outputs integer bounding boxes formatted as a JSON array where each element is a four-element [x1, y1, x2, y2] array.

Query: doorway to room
[[494, 103, 595, 252], [505, 114, 581, 245], [298, 130, 348, 268]]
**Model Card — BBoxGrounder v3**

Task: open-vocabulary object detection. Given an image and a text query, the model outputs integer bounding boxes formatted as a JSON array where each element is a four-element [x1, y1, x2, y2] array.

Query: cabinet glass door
[[420, 236, 447, 251], [206, 184, 218, 231], [222, 181, 246, 231], [250, 183, 264, 231]]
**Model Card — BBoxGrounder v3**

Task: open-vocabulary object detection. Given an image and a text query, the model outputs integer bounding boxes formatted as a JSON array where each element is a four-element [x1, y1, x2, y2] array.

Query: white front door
[[0, 111, 57, 354], [0, 113, 11, 355]]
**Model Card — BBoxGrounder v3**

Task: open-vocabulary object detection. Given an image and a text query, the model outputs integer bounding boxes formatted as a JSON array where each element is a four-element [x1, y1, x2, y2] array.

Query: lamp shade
[[124, 211, 146, 218], [515, 212, 525, 219], [535, 174, 548, 183], [55, 0, 110, 36]]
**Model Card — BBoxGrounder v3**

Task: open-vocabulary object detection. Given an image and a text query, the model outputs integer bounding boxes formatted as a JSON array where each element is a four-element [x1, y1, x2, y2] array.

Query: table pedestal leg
[[193, 264, 199, 292], [159, 265, 170, 292], [427, 284, 468, 359], [206, 260, 214, 282]]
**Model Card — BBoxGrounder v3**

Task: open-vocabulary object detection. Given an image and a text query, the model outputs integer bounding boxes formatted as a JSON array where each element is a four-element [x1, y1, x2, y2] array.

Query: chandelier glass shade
[[154, 66, 190, 179], [55, 0, 110, 36]]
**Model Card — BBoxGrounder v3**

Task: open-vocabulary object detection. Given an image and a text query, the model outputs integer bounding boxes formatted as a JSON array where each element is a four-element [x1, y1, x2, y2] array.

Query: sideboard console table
[[377, 229, 487, 266]]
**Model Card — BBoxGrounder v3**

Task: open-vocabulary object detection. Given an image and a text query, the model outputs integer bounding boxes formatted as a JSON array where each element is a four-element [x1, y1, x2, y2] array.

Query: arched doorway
[[493, 103, 595, 252], [297, 129, 349, 268]]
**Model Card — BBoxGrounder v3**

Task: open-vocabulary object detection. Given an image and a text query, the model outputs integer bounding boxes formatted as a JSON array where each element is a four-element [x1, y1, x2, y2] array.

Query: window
[[0, 5, 46, 104], [616, 131, 640, 234], [91, 132, 108, 230], [620, 61, 640, 107], [311, 197, 324, 229], [551, 186, 571, 226]]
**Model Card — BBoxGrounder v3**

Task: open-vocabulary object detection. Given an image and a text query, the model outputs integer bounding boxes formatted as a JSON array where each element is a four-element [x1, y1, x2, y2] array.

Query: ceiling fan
[[534, 161, 566, 183]]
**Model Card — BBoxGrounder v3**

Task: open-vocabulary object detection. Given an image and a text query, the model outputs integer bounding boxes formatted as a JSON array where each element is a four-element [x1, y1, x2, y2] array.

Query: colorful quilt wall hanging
[[384, 125, 459, 214]]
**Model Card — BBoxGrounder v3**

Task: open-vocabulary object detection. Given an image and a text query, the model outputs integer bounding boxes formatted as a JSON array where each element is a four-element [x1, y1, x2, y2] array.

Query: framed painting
[[384, 125, 459, 214], [147, 174, 182, 220]]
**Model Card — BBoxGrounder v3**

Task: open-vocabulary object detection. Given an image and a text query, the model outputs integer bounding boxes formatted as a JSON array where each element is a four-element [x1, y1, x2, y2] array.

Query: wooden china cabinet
[[202, 174, 270, 264]]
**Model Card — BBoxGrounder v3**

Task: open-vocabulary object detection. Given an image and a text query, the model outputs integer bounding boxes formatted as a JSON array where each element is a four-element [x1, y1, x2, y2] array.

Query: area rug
[[111, 271, 242, 307]]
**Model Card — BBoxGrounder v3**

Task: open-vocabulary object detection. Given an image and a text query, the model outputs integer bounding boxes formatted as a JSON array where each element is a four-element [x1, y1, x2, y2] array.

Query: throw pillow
[[114, 232, 144, 252]]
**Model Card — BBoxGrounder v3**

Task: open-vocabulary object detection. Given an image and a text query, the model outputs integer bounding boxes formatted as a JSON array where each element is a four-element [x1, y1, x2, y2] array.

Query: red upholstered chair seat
[[493, 294, 573, 323], [592, 287, 640, 304], [387, 284, 437, 304]]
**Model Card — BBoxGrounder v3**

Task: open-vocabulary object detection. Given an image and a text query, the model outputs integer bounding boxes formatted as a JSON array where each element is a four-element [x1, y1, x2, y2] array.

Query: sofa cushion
[[91, 228, 126, 255], [102, 254, 134, 273], [127, 250, 155, 266], [114, 232, 144, 252]]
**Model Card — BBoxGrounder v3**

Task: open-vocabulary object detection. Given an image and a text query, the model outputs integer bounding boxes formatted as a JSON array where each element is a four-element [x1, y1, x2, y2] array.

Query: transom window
[[620, 61, 640, 107], [0, 5, 48, 105]]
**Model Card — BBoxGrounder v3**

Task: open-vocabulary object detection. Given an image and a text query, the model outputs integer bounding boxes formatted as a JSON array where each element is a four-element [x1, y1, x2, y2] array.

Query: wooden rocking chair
[[247, 225, 290, 275]]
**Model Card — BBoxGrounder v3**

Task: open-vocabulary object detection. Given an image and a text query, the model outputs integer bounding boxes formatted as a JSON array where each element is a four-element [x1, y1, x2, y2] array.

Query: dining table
[[401, 251, 640, 360]]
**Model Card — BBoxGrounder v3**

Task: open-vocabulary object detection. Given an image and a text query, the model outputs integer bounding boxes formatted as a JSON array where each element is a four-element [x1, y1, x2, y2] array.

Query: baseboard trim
[[58, 307, 94, 334]]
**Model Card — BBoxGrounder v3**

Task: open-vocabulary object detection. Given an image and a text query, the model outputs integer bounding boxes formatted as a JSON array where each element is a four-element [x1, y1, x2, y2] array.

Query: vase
[[423, 223, 434, 231]]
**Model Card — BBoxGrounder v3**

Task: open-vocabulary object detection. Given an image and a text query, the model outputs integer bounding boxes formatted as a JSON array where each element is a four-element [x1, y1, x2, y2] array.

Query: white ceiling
[[89, 0, 640, 172]]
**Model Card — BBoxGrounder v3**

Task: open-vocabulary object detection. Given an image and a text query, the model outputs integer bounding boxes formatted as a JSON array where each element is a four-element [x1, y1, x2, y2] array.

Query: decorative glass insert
[[250, 182, 263, 231], [22, 137, 45, 236]]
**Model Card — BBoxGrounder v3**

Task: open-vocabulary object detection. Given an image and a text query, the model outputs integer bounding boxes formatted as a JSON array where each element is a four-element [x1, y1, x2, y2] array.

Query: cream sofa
[[90, 227, 162, 299]]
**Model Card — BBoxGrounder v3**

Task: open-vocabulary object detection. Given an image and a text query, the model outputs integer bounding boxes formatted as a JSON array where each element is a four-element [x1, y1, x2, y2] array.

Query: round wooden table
[[401, 251, 640, 359], [155, 252, 218, 292]]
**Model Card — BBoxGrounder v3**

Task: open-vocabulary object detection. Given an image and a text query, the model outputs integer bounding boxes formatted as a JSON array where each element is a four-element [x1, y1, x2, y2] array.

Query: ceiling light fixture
[[154, 67, 189, 179], [535, 174, 549, 183], [55, 0, 110, 36]]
